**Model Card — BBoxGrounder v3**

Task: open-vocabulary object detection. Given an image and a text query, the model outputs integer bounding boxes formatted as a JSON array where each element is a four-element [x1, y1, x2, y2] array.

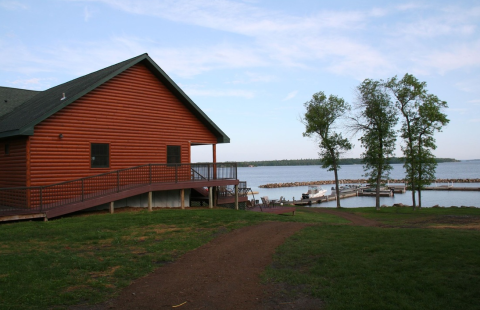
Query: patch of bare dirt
[[307, 208, 382, 227], [72, 222, 311, 310], [405, 215, 480, 230]]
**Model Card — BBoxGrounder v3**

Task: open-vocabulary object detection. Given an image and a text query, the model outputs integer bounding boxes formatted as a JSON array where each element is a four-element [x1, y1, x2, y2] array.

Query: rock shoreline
[[259, 178, 480, 188]]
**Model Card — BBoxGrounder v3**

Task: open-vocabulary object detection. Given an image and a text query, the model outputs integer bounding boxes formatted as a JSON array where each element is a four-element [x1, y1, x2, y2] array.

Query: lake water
[[237, 161, 480, 208]]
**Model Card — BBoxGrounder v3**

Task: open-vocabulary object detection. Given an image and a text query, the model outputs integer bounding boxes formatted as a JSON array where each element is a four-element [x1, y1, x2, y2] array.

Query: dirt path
[[101, 222, 310, 310], [311, 208, 381, 227]]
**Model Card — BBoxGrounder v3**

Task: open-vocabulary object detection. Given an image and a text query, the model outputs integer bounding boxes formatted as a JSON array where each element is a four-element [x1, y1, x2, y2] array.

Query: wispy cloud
[[84, 6, 93, 21], [0, 1, 28, 10], [184, 87, 255, 99], [7, 78, 56, 90], [283, 90, 298, 101], [9, 0, 480, 82]]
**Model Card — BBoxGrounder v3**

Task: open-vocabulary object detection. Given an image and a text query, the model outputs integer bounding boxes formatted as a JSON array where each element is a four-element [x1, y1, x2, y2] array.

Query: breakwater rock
[[258, 178, 480, 188]]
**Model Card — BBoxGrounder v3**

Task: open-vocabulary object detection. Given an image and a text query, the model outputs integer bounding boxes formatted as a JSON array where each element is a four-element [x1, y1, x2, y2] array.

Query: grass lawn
[[0, 207, 342, 309], [266, 224, 480, 310], [337, 206, 480, 228], [1, 206, 479, 309]]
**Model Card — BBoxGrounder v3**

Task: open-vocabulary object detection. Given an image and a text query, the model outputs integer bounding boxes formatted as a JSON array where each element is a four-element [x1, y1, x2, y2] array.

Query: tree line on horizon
[[236, 157, 457, 167], [301, 74, 449, 210]]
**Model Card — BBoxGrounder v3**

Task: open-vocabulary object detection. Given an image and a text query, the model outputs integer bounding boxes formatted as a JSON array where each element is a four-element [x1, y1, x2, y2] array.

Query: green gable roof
[[0, 54, 230, 143], [0, 87, 40, 118]]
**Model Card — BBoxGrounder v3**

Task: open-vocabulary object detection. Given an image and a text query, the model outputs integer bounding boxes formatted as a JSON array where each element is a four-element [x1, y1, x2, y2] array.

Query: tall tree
[[302, 91, 352, 208], [386, 74, 449, 210], [385, 74, 425, 209], [351, 79, 398, 210], [412, 93, 449, 208]]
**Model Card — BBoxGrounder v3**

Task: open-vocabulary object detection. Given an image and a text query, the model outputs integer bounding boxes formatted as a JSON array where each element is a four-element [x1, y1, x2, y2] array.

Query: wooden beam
[[0, 213, 45, 222], [208, 186, 213, 208], [235, 184, 239, 210], [180, 189, 185, 209], [148, 191, 152, 211], [110, 201, 114, 214]]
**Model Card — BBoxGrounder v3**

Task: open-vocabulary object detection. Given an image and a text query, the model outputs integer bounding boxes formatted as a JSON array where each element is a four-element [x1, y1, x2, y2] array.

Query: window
[[4, 144, 9, 155], [91, 143, 109, 168], [167, 145, 181, 165]]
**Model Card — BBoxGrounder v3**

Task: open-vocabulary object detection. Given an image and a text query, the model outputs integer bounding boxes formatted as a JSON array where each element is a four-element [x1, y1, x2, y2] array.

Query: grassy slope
[[267, 224, 480, 310], [0, 208, 343, 309], [1, 207, 479, 309]]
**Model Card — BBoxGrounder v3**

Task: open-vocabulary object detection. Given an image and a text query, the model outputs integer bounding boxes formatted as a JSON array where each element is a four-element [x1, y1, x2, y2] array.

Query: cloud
[[84, 6, 93, 21], [184, 87, 255, 99], [0, 1, 28, 10], [8, 0, 480, 83], [7, 78, 56, 90], [282, 90, 298, 101], [455, 77, 480, 92]]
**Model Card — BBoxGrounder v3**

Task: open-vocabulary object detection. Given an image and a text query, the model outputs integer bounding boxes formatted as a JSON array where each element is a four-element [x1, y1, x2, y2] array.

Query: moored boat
[[302, 185, 327, 199]]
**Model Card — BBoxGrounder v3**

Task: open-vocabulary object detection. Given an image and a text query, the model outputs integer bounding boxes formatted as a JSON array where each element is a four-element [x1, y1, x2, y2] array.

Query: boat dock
[[282, 185, 407, 206]]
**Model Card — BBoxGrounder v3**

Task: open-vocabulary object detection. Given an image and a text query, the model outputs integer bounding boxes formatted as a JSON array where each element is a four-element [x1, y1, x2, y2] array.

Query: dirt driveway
[[88, 222, 312, 310], [73, 210, 382, 310]]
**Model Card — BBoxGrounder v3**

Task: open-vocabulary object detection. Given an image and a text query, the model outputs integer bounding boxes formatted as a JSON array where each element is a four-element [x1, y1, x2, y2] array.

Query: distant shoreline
[[236, 157, 459, 167], [259, 178, 480, 188]]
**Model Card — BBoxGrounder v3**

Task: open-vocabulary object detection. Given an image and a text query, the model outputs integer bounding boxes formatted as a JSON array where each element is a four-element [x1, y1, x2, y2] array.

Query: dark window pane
[[167, 145, 181, 164], [91, 143, 109, 168]]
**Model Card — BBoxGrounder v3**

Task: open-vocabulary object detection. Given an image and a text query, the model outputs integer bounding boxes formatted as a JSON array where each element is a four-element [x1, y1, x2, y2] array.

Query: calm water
[[237, 161, 480, 208]]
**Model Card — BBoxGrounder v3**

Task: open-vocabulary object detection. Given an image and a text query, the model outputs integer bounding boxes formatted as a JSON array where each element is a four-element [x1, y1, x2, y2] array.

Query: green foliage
[[352, 79, 398, 209], [302, 91, 352, 207], [386, 74, 449, 209]]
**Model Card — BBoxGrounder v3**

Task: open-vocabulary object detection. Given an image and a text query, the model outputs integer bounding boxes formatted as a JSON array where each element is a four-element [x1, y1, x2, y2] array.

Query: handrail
[[0, 162, 238, 213]]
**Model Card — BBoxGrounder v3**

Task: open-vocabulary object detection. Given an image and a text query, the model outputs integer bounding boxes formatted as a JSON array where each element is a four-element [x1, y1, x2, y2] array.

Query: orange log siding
[[28, 63, 217, 186], [0, 137, 27, 188]]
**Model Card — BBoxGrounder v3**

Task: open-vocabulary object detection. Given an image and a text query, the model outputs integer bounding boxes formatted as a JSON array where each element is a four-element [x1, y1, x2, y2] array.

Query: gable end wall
[[28, 63, 217, 186]]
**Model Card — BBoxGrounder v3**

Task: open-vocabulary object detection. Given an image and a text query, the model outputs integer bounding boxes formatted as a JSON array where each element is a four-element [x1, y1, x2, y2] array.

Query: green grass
[[337, 206, 480, 227], [1, 207, 479, 309], [266, 224, 480, 310], [0, 207, 341, 309]]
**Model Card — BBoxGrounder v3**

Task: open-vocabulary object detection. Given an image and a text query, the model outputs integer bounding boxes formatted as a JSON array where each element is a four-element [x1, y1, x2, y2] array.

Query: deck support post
[[208, 186, 213, 209], [234, 184, 239, 210], [148, 192, 152, 211], [110, 201, 114, 214], [180, 189, 185, 210]]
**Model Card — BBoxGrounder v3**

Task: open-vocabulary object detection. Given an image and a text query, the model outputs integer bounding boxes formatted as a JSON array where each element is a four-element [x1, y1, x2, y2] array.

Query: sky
[[1, 0, 480, 162]]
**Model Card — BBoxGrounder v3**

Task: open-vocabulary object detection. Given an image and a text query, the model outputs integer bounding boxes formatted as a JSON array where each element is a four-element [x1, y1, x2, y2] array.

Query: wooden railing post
[[117, 171, 120, 192], [149, 164, 152, 184], [235, 184, 239, 210], [39, 187, 43, 212], [175, 164, 178, 183]]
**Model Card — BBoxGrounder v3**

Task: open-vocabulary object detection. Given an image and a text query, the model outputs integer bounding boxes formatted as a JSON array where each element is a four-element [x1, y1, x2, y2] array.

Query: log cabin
[[0, 53, 246, 221]]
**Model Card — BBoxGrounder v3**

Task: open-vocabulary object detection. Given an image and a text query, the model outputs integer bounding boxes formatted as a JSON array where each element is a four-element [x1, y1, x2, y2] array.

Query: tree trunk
[[333, 165, 341, 208], [418, 189, 422, 209], [410, 157, 417, 210], [411, 185, 417, 211], [375, 171, 381, 210]]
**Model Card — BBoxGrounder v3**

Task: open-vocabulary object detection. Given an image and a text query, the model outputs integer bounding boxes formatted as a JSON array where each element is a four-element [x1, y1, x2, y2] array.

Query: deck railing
[[0, 163, 237, 214]]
